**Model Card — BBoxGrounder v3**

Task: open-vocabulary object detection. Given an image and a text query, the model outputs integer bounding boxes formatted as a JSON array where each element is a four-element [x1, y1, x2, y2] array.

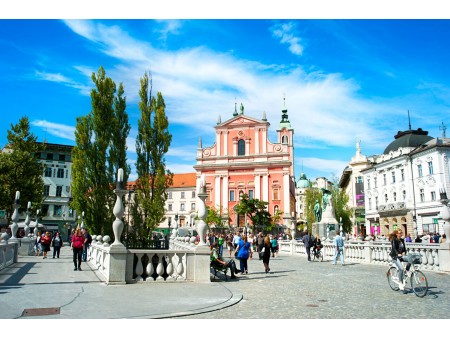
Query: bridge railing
[[278, 239, 447, 272], [86, 235, 210, 284], [0, 241, 18, 271]]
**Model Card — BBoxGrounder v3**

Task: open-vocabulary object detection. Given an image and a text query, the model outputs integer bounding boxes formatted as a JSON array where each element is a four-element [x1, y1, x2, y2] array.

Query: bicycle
[[312, 245, 323, 262], [386, 252, 428, 297]]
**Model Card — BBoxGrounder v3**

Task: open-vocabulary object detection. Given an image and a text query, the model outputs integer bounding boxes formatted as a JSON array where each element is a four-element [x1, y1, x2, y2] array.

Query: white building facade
[[362, 129, 450, 238]]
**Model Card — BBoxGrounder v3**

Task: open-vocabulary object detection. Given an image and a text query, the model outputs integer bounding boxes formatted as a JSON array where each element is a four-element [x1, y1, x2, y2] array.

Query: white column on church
[[222, 175, 229, 212], [245, 139, 250, 155], [224, 132, 228, 155], [215, 175, 221, 207], [255, 174, 261, 200], [262, 128, 267, 153], [217, 132, 221, 156], [283, 172, 291, 215], [233, 140, 237, 156], [262, 174, 269, 202], [255, 128, 260, 155]]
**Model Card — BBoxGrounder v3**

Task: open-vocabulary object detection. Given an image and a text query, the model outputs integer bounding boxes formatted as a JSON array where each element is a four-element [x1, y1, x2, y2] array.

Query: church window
[[282, 135, 288, 144], [238, 139, 245, 156]]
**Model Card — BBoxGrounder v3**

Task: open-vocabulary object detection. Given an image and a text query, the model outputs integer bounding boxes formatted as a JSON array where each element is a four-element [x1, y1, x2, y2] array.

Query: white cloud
[[56, 20, 435, 177], [270, 22, 304, 56], [34, 70, 91, 96], [31, 120, 75, 141], [300, 157, 348, 178], [167, 163, 196, 174]]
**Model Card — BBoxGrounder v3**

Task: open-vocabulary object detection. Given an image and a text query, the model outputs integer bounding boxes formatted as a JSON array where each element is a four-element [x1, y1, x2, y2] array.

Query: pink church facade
[[194, 101, 296, 229]]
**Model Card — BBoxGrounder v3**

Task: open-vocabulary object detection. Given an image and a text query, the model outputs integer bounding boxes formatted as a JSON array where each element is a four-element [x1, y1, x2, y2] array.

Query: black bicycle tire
[[387, 266, 400, 291], [410, 270, 428, 297]]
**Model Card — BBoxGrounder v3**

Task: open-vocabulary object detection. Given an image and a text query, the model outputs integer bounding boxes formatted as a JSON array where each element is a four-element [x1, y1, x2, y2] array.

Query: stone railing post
[[9, 191, 20, 243], [104, 168, 127, 284]]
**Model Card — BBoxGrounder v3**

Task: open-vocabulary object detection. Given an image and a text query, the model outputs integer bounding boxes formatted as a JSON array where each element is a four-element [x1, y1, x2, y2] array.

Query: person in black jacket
[[302, 232, 314, 262], [389, 229, 410, 290]]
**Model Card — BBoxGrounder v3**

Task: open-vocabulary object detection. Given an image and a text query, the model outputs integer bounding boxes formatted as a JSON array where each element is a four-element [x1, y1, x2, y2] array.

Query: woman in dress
[[263, 235, 271, 273], [41, 231, 52, 259]]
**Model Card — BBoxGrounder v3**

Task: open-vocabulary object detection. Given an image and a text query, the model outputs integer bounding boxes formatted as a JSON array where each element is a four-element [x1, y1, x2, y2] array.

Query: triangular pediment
[[216, 115, 269, 128]]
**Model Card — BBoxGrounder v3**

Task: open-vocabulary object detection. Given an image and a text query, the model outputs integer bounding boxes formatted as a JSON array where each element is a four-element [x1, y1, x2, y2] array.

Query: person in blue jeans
[[235, 234, 252, 274], [333, 232, 345, 266]]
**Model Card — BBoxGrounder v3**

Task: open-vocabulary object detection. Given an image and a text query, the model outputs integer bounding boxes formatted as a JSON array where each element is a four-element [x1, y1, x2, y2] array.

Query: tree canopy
[[0, 116, 44, 220]]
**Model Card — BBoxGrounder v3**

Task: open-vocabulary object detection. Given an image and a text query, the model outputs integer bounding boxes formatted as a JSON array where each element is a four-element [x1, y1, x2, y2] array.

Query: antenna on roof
[[407, 110, 412, 130], [439, 121, 447, 138]]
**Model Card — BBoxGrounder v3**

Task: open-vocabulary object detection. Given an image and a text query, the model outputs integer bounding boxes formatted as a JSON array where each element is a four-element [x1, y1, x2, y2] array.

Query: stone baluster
[[146, 259, 154, 282], [196, 174, 208, 246], [135, 253, 144, 281], [421, 248, 428, 266], [156, 256, 165, 281], [426, 248, 434, 270], [433, 248, 439, 271], [9, 191, 20, 242], [24, 201, 31, 237], [112, 168, 126, 247], [33, 210, 40, 236], [165, 255, 174, 281]]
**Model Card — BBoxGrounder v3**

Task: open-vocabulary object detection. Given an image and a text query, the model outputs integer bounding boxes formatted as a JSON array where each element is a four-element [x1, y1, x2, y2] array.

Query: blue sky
[[1, 9, 450, 183]]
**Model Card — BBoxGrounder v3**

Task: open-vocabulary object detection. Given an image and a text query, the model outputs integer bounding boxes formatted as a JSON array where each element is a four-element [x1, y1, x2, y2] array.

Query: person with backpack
[[302, 232, 314, 262]]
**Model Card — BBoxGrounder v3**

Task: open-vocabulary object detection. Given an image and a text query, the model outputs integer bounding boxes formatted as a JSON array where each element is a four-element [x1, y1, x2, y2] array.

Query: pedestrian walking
[[217, 233, 224, 257], [232, 232, 241, 253], [262, 235, 271, 273], [302, 232, 314, 262], [226, 234, 233, 257], [34, 231, 42, 256], [51, 231, 63, 258], [71, 227, 84, 271], [234, 234, 251, 274], [256, 232, 264, 260], [332, 232, 345, 266], [41, 231, 52, 259], [82, 229, 92, 262], [270, 235, 278, 258]]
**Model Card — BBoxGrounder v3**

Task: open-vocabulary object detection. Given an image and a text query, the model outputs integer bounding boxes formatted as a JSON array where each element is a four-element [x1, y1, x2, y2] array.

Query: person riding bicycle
[[312, 234, 322, 256], [389, 229, 411, 290]]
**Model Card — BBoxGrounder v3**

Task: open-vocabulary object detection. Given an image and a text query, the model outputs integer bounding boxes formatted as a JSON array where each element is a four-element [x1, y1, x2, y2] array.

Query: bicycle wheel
[[387, 267, 400, 291], [410, 270, 428, 297], [319, 251, 323, 262], [312, 251, 317, 261]]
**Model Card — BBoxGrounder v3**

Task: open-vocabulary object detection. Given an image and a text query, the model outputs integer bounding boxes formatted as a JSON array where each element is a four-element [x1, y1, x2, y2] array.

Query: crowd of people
[[33, 227, 92, 271]]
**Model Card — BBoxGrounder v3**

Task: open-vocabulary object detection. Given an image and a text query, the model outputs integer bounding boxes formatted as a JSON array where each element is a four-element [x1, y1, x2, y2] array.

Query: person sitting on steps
[[210, 242, 241, 279]]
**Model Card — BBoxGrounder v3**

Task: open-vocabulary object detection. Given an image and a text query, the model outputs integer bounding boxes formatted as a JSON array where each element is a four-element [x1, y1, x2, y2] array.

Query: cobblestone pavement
[[181, 253, 450, 319]]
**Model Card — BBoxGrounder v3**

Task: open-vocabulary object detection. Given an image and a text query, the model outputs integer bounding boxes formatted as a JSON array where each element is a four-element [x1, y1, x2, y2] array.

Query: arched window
[[282, 135, 288, 144], [274, 205, 279, 214], [238, 139, 245, 156]]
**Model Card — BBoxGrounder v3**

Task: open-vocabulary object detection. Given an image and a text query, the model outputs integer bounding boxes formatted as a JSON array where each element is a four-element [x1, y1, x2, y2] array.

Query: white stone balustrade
[[0, 240, 18, 271], [278, 239, 448, 272]]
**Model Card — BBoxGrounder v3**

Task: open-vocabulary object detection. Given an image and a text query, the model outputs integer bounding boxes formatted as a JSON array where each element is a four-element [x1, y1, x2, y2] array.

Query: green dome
[[297, 172, 309, 188]]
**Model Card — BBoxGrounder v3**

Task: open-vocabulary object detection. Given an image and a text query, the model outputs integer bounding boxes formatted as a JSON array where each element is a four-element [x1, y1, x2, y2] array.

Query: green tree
[[206, 206, 222, 226], [234, 194, 272, 234], [304, 183, 323, 232], [71, 66, 129, 237], [132, 72, 173, 243], [0, 116, 44, 220], [330, 176, 352, 233], [108, 83, 131, 184]]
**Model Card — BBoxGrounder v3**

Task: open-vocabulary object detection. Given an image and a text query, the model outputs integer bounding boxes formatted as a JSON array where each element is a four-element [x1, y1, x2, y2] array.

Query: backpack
[[309, 235, 315, 247]]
